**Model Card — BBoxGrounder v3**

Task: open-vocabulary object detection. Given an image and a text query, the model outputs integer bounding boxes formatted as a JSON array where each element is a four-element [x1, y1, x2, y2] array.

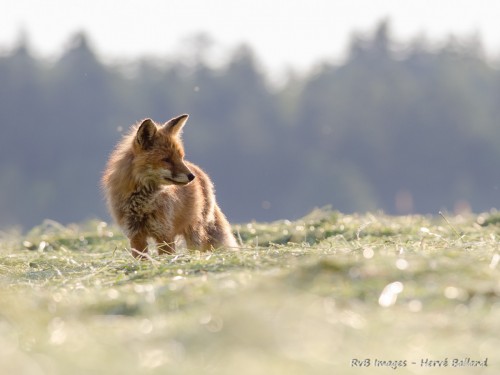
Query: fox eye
[[163, 157, 171, 163]]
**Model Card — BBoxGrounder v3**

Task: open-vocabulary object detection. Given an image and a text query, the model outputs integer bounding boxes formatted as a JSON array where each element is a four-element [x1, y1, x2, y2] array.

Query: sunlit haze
[[2, 0, 500, 73]]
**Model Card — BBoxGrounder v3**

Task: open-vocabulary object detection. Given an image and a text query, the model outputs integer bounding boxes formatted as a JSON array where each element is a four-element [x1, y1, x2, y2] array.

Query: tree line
[[1, 22, 500, 229]]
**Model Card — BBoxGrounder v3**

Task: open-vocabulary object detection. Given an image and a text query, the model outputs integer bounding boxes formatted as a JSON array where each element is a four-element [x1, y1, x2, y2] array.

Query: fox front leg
[[130, 234, 148, 259]]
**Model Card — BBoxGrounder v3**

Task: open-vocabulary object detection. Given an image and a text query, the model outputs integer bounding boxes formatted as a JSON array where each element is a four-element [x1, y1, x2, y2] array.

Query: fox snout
[[164, 170, 195, 185], [178, 172, 195, 184]]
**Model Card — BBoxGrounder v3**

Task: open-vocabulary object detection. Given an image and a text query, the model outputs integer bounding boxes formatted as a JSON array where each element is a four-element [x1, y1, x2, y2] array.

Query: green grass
[[1, 208, 499, 374]]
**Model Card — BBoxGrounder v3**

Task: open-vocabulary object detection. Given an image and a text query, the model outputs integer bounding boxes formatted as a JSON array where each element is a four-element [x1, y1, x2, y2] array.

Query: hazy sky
[[2, 0, 499, 72]]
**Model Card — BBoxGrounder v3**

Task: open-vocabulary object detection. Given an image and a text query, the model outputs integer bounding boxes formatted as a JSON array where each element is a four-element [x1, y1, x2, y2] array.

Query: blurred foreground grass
[[1, 208, 499, 374]]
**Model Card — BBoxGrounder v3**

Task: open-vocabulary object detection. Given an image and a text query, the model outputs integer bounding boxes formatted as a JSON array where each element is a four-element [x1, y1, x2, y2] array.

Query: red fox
[[102, 114, 238, 258]]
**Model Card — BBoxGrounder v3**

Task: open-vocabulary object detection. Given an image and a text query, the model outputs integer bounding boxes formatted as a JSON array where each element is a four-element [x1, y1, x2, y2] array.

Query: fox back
[[102, 114, 238, 257]]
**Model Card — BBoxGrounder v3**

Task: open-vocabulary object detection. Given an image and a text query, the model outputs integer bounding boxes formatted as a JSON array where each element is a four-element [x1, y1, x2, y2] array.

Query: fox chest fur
[[123, 184, 164, 236], [119, 163, 208, 238]]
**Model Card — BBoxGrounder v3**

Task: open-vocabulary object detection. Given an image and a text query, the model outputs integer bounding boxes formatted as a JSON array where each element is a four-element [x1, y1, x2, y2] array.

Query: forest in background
[[1, 21, 500, 229]]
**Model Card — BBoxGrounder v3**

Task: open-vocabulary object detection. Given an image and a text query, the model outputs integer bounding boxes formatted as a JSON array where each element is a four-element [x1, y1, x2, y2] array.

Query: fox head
[[132, 114, 195, 186]]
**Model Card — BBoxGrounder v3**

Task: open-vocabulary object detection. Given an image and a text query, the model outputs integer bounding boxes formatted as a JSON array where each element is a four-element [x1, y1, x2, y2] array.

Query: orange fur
[[102, 114, 238, 258]]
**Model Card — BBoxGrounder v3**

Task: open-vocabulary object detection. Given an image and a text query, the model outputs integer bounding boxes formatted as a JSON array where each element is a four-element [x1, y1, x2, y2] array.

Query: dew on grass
[[48, 317, 67, 346], [362, 247, 374, 259], [395, 259, 408, 270], [379, 281, 404, 307]]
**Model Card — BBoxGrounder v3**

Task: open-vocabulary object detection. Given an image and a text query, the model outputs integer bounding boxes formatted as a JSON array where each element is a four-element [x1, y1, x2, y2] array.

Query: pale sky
[[2, 0, 499, 73]]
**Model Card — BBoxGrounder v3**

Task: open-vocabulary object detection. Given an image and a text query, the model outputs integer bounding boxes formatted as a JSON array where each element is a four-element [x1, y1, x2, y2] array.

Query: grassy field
[[0, 208, 499, 374]]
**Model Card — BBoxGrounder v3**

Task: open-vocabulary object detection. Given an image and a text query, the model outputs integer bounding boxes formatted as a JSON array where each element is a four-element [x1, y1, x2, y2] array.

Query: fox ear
[[136, 118, 157, 149], [163, 114, 189, 137]]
